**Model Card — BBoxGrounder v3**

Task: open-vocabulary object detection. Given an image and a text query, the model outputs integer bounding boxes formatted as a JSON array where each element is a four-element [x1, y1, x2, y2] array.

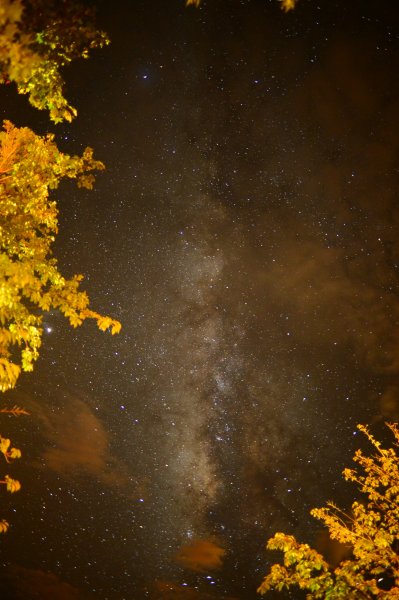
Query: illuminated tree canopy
[[0, 0, 109, 122], [0, 120, 121, 392], [258, 424, 399, 598], [185, 0, 299, 12], [0, 408, 26, 534], [0, 0, 118, 533]]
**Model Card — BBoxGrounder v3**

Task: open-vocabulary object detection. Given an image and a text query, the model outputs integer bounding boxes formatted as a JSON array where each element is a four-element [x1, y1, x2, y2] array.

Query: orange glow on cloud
[[175, 539, 225, 573]]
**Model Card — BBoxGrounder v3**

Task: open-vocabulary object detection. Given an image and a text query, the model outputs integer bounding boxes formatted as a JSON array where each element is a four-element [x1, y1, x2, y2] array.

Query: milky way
[[1, 1, 399, 599]]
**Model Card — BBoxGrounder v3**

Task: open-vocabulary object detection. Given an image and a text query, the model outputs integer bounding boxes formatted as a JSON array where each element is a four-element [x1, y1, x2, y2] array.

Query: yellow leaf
[[280, 0, 298, 11], [0, 520, 9, 534], [0, 437, 11, 456], [4, 475, 21, 493], [111, 321, 122, 335], [9, 447, 22, 460]]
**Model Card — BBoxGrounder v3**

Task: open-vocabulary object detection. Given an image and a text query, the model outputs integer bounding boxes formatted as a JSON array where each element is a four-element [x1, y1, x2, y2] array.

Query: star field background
[[1, 0, 399, 598]]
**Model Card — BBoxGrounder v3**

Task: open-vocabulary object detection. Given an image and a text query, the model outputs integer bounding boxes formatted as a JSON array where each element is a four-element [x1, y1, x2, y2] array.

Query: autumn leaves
[[258, 424, 399, 597], [0, 0, 121, 533]]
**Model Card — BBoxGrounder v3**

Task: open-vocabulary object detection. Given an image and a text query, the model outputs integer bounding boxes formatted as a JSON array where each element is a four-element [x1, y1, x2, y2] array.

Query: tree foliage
[[279, 0, 298, 12], [0, 120, 121, 392], [0, 0, 119, 533], [0, 427, 23, 534], [0, 0, 109, 122], [258, 423, 399, 598], [185, 0, 299, 11]]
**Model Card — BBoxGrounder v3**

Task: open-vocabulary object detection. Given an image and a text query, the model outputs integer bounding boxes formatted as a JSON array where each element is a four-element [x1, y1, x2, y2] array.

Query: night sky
[[1, 0, 399, 598]]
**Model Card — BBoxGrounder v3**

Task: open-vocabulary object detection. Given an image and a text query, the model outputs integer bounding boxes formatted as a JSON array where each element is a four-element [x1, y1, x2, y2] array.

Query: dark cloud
[[27, 393, 136, 492], [0, 565, 93, 600], [175, 539, 226, 573], [377, 385, 399, 421]]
